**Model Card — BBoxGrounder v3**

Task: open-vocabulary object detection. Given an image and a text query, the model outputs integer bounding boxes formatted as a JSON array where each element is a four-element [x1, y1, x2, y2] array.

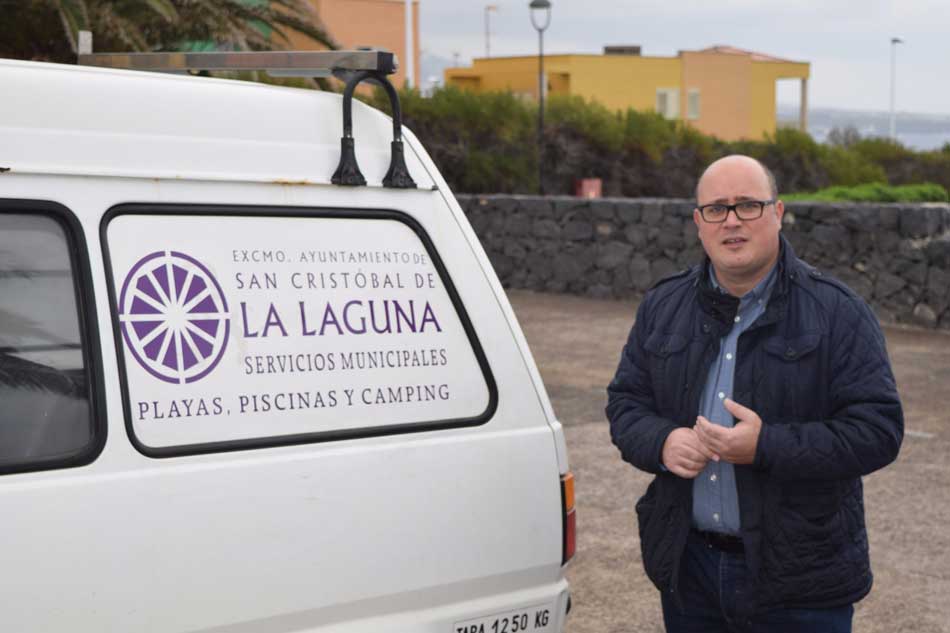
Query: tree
[[0, 0, 337, 63], [827, 125, 862, 148]]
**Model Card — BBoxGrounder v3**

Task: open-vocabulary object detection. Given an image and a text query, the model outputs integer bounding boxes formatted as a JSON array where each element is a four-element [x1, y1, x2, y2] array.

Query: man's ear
[[774, 199, 785, 229], [694, 208, 702, 230]]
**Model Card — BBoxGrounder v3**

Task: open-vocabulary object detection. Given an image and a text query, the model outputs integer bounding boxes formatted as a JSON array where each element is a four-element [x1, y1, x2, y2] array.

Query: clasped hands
[[661, 398, 761, 479]]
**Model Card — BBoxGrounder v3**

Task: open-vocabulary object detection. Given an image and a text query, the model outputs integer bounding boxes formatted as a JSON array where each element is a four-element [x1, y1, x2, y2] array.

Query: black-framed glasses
[[697, 199, 775, 223]]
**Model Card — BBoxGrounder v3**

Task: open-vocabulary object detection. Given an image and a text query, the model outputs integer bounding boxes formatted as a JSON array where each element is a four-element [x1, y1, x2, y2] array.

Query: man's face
[[693, 157, 784, 285]]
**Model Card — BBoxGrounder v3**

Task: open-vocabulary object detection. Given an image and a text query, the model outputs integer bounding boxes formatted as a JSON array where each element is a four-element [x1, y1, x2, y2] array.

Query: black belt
[[692, 529, 744, 554]]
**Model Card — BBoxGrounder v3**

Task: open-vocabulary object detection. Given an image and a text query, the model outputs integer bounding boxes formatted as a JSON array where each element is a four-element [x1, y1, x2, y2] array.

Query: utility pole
[[405, 0, 414, 88], [889, 37, 903, 140], [485, 5, 499, 57]]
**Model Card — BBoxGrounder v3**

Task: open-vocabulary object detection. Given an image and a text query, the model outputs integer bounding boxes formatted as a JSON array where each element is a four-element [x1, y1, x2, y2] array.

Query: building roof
[[694, 46, 805, 64], [459, 45, 808, 66]]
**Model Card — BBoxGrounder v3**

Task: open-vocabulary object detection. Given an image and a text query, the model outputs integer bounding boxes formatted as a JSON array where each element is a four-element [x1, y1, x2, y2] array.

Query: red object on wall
[[574, 178, 602, 199]]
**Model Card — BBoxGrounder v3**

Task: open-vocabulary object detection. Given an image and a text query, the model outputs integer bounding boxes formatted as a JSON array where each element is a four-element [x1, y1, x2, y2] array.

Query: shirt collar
[[709, 261, 779, 304]]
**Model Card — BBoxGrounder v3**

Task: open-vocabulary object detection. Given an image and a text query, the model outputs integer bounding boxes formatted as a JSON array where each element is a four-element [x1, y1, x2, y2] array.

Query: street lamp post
[[529, 0, 552, 195], [485, 5, 498, 58], [405, 0, 414, 88], [890, 37, 903, 141]]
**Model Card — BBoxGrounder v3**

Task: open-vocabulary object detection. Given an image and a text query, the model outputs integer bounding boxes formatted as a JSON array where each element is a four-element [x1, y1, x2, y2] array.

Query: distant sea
[[778, 105, 950, 151]]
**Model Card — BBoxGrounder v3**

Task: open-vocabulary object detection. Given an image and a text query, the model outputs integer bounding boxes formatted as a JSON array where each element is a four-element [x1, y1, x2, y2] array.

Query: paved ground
[[507, 289, 950, 633]]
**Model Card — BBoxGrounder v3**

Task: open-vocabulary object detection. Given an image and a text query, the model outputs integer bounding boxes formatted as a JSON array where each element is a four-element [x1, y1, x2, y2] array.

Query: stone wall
[[456, 195, 950, 329]]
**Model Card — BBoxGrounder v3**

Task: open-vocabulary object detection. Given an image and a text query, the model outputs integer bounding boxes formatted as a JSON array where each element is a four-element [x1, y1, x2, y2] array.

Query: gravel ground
[[507, 289, 950, 633]]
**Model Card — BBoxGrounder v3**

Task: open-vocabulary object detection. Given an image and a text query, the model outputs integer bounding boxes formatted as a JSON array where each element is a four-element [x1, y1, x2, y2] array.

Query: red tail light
[[561, 472, 576, 565]]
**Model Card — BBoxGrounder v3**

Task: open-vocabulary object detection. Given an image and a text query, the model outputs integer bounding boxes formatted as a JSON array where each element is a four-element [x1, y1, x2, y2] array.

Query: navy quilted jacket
[[606, 235, 903, 611]]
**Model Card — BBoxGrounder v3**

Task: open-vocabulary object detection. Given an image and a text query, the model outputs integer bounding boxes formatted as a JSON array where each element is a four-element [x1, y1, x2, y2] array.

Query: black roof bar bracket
[[76, 49, 415, 188], [332, 69, 416, 189]]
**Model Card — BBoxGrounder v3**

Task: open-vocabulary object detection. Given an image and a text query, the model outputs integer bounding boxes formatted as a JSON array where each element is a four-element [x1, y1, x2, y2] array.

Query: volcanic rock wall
[[457, 195, 950, 329]]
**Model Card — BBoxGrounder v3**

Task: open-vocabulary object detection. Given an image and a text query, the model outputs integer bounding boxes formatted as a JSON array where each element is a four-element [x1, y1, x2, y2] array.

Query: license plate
[[453, 603, 556, 633]]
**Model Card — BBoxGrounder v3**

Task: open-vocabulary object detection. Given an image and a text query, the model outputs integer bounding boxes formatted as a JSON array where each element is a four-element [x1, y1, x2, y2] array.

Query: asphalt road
[[507, 289, 950, 633]]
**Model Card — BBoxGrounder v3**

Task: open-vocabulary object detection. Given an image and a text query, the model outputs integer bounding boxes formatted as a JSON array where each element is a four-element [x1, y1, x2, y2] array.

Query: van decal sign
[[108, 214, 490, 449], [119, 251, 231, 384]]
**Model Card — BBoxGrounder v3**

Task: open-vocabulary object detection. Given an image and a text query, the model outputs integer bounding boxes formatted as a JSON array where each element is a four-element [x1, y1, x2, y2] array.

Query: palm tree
[[0, 0, 337, 63]]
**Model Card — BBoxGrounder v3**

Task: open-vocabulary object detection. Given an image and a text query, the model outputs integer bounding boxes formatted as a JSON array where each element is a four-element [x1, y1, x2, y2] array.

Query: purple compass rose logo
[[118, 251, 230, 384]]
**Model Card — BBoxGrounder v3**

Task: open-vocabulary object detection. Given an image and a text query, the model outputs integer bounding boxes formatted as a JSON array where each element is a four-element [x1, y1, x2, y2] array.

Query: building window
[[687, 89, 701, 120], [655, 88, 679, 119]]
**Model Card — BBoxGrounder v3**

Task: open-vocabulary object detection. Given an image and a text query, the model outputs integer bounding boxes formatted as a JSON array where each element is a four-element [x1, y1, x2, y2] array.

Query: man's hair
[[694, 156, 779, 201], [760, 161, 779, 199]]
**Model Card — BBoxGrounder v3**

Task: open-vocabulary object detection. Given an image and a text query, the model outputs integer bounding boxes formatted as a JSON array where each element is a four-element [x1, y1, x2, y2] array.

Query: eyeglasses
[[697, 199, 775, 223]]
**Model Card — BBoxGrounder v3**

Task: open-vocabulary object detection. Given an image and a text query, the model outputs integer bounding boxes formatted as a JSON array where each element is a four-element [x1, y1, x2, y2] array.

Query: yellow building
[[445, 45, 809, 142]]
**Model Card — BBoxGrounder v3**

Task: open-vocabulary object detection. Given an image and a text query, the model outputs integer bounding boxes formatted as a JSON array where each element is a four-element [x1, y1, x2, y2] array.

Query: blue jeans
[[661, 531, 854, 633]]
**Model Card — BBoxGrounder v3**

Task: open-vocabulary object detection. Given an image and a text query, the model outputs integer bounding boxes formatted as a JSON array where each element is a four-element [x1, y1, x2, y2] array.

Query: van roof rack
[[77, 49, 397, 78], [77, 49, 415, 189]]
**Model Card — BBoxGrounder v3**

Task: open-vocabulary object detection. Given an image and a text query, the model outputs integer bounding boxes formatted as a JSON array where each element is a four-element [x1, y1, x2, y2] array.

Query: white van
[[0, 50, 573, 633]]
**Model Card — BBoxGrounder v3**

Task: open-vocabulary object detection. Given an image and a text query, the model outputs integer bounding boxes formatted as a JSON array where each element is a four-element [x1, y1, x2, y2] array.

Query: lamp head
[[529, 0, 552, 31]]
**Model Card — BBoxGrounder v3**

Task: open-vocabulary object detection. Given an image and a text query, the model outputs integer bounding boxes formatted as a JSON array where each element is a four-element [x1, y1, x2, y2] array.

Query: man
[[606, 155, 903, 632]]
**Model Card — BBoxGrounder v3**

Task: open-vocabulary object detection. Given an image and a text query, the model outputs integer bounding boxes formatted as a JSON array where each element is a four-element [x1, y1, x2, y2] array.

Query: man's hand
[[662, 427, 719, 479], [694, 398, 762, 465]]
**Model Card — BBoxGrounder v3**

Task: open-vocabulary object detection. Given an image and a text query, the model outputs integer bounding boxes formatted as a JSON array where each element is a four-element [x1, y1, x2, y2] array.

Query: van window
[[0, 210, 96, 471], [104, 206, 496, 456]]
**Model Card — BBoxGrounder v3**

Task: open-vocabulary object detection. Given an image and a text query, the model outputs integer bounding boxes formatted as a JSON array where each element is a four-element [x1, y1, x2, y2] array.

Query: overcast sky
[[418, 0, 949, 116]]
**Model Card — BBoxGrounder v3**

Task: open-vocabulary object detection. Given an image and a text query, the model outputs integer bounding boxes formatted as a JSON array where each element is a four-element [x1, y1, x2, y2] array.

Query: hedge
[[366, 86, 950, 199]]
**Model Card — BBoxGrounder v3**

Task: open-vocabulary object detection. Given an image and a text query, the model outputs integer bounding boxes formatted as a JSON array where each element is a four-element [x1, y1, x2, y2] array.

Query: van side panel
[[0, 174, 568, 632]]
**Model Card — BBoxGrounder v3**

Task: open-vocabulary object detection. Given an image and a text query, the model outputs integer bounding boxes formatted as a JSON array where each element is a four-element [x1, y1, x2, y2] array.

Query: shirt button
[[726, 353, 733, 360], [718, 392, 725, 399], [711, 474, 718, 482], [713, 513, 720, 522], [734, 316, 741, 323]]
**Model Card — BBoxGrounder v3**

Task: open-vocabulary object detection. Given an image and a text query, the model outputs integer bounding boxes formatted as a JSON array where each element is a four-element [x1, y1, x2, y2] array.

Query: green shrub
[[622, 109, 678, 160], [748, 128, 828, 192], [819, 146, 887, 187], [547, 95, 625, 153], [909, 150, 950, 191], [785, 182, 949, 203], [850, 137, 913, 164], [361, 85, 950, 197], [845, 137, 950, 191], [367, 86, 538, 193]]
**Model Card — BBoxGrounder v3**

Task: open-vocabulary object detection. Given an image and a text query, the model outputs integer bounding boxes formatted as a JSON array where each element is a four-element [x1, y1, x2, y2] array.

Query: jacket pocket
[[643, 332, 690, 411], [764, 333, 821, 362], [782, 480, 841, 521], [644, 332, 690, 358], [635, 481, 675, 590], [777, 481, 845, 558], [635, 483, 657, 533], [762, 333, 823, 421], [763, 480, 858, 605]]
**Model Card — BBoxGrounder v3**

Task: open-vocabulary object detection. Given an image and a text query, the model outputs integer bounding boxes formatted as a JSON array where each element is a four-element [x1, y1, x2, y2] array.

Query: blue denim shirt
[[692, 263, 778, 535]]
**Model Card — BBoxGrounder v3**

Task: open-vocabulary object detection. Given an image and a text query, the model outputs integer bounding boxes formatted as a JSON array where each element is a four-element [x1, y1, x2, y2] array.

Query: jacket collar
[[696, 233, 800, 326]]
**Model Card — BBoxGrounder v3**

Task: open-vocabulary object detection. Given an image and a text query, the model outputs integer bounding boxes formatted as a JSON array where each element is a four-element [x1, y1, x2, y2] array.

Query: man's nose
[[722, 208, 743, 227]]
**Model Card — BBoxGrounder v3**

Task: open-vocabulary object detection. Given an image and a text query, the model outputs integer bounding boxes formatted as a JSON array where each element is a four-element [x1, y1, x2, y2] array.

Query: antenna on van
[[76, 48, 416, 189]]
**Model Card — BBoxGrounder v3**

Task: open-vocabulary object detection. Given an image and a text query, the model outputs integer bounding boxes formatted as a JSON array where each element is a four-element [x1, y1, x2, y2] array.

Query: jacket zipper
[[668, 336, 720, 604]]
